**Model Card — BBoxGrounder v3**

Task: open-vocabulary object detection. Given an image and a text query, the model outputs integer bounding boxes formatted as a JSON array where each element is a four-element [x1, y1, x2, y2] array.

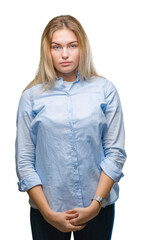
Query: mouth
[[60, 62, 71, 66]]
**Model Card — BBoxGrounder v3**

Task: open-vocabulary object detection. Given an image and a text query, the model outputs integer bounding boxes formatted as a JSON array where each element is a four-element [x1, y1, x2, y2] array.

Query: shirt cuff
[[17, 172, 42, 192], [100, 158, 124, 183]]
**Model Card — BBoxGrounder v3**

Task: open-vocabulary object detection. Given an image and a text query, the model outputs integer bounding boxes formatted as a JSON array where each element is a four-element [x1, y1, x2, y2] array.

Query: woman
[[15, 15, 127, 240]]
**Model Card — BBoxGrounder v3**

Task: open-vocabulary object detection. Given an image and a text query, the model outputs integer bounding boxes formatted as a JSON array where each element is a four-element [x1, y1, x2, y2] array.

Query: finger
[[72, 223, 87, 232], [70, 218, 87, 227], [77, 224, 87, 231], [69, 219, 76, 225], [65, 213, 79, 220], [65, 209, 77, 214]]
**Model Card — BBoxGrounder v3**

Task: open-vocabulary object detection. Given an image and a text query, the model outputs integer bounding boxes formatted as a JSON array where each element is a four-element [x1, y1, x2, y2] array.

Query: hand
[[65, 201, 101, 226], [45, 210, 87, 233]]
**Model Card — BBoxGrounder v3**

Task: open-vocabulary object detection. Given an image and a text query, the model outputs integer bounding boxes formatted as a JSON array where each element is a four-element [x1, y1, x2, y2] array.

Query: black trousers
[[30, 204, 115, 240]]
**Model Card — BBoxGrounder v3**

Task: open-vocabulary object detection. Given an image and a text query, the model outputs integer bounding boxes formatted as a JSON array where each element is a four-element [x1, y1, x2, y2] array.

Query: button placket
[[67, 93, 83, 206]]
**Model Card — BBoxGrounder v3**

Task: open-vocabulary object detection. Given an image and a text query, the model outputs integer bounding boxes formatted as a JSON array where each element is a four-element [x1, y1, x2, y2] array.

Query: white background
[[0, 0, 142, 239]]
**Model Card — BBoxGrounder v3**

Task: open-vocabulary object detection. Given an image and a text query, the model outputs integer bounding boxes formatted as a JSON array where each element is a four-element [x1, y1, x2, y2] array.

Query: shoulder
[[92, 77, 121, 107], [18, 84, 42, 110], [91, 75, 116, 88], [88, 75, 117, 94], [21, 83, 43, 100]]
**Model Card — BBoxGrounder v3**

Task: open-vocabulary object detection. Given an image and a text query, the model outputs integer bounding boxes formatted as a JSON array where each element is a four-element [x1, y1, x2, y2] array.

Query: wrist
[[88, 200, 101, 218], [91, 195, 108, 208], [43, 208, 55, 223]]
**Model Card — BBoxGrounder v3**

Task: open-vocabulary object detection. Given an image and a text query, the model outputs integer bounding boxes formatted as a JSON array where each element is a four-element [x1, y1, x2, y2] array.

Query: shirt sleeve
[[100, 81, 127, 182], [15, 88, 42, 192]]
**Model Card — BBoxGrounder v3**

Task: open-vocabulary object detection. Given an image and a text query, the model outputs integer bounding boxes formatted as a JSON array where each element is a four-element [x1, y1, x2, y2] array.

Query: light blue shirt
[[15, 73, 127, 212]]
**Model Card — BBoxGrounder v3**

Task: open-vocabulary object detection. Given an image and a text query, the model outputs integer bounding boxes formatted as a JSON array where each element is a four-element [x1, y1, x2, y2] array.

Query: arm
[[66, 171, 114, 224], [15, 89, 51, 218], [99, 81, 127, 183], [88, 170, 114, 216], [15, 89, 86, 232], [15, 88, 42, 192], [27, 185, 53, 220], [67, 81, 127, 225], [95, 170, 114, 198], [27, 184, 87, 232]]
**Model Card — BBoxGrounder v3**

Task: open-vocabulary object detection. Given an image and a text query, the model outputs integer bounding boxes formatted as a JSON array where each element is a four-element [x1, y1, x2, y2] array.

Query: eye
[[70, 44, 77, 48], [53, 46, 59, 50], [52, 45, 60, 50]]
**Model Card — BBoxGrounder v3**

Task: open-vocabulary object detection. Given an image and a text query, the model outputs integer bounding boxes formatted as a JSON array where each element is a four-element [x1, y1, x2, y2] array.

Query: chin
[[58, 68, 76, 74]]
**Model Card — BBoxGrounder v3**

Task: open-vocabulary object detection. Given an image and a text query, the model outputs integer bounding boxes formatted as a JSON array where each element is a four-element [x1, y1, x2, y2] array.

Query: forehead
[[51, 28, 78, 45]]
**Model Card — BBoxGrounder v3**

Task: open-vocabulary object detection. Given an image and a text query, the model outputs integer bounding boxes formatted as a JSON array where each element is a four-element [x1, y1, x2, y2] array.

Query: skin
[[27, 29, 115, 233], [28, 171, 114, 232], [28, 185, 87, 233], [50, 28, 80, 82], [66, 171, 114, 226]]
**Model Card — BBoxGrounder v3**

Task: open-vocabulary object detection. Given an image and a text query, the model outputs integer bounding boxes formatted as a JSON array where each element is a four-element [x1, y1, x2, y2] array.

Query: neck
[[56, 71, 77, 82]]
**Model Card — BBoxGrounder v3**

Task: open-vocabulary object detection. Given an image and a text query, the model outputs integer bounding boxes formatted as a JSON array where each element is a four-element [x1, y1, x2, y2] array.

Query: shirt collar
[[54, 72, 81, 90], [56, 71, 80, 82]]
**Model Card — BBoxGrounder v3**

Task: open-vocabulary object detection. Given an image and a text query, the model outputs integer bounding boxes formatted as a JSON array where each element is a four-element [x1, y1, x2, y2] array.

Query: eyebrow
[[51, 41, 78, 45]]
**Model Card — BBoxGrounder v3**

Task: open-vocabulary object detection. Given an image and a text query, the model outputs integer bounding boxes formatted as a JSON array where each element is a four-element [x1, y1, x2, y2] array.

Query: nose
[[62, 47, 69, 59]]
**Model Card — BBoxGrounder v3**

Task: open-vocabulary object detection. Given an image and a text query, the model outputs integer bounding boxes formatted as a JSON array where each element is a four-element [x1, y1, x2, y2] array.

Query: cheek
[[76, 48, 80, 59], [75, 51, 80, 64], [51, 51, 58, 65]]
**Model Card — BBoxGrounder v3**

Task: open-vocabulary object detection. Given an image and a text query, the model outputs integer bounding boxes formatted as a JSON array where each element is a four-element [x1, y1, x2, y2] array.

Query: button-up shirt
[[15, 73, 127, 212]]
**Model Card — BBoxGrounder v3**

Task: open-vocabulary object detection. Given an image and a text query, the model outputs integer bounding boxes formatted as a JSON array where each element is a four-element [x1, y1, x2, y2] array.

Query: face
[[50, 28, 80, 81]]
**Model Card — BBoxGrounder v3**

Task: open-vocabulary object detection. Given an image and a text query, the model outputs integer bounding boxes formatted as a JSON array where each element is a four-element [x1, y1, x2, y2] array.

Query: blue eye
[[54, 46, 60, 50], [70, 45, 76, 48]]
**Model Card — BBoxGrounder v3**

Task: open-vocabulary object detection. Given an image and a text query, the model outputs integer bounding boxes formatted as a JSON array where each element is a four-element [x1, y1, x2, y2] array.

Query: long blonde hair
[[23, 15, 102, 92]]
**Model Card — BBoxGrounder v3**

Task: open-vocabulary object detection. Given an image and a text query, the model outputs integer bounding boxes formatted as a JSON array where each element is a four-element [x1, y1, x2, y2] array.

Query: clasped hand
[[47, 202, 101, 233], [65, 203, 101, 226]]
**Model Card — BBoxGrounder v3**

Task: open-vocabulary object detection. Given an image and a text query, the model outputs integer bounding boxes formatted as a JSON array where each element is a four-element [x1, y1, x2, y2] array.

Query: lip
[[60, 62, 71, 66]]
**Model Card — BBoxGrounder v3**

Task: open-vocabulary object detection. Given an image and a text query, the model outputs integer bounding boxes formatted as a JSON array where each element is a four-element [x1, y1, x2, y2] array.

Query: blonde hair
[[23, 15, 102, 92]]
